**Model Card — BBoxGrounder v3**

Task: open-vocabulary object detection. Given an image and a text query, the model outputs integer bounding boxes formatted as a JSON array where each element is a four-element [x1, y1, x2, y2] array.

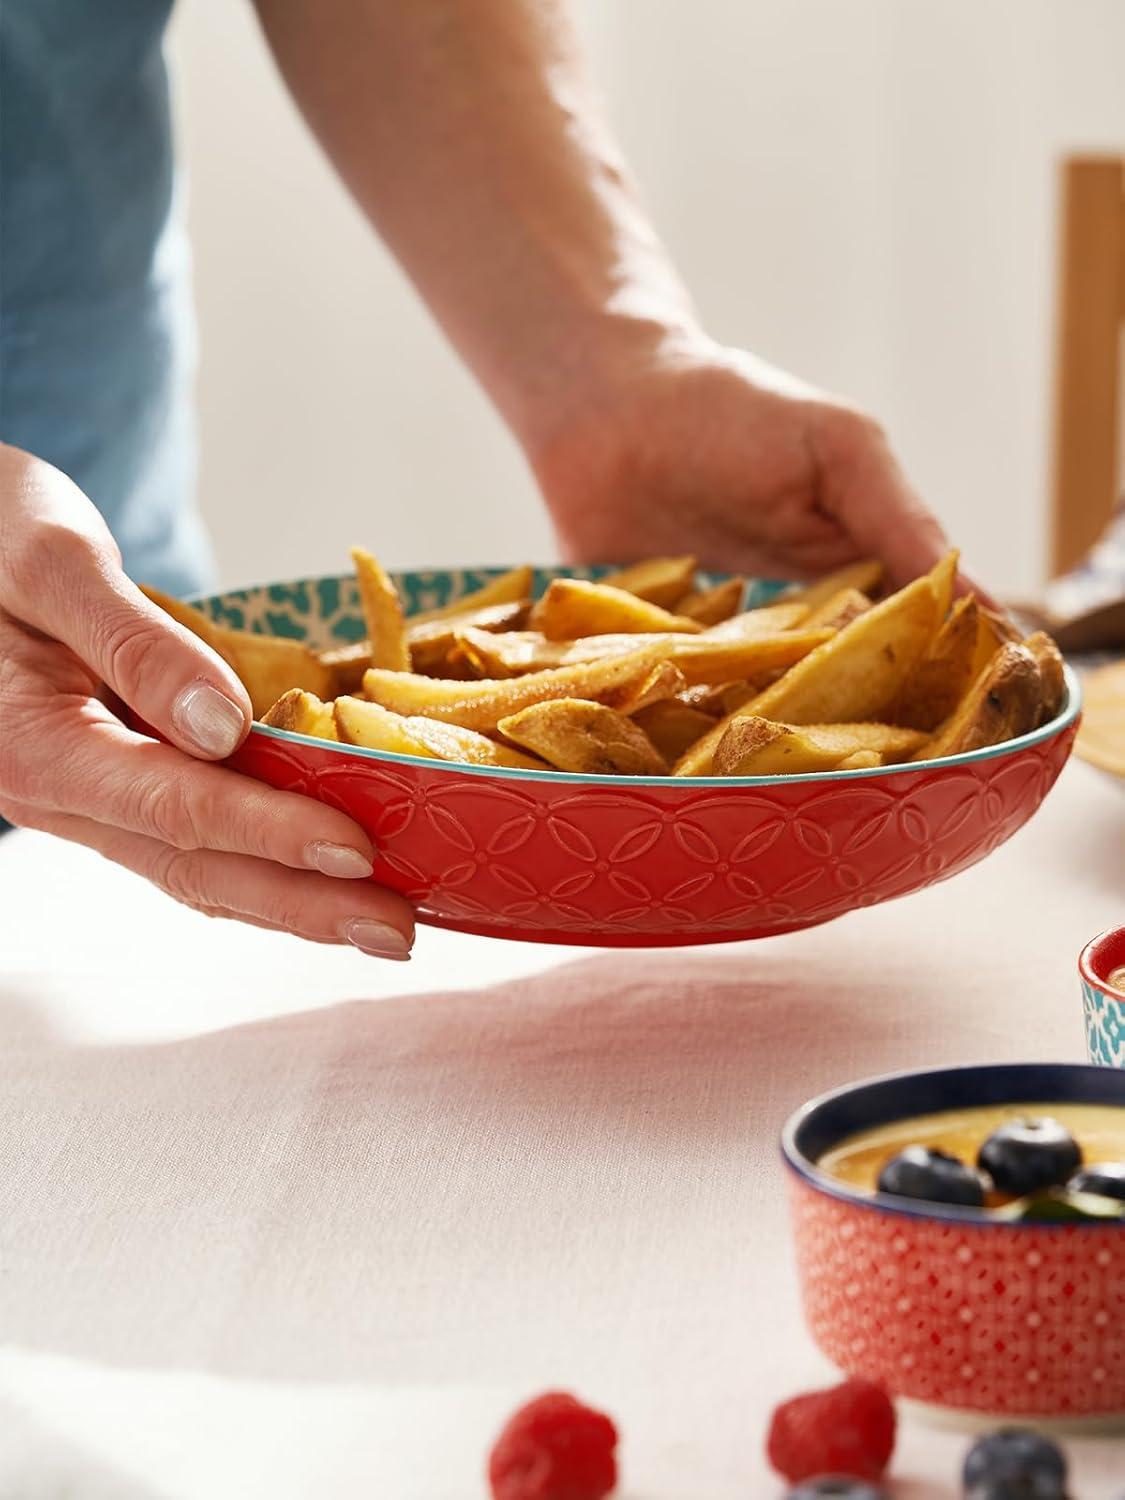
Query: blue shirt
[[0, 0, 214, 594]]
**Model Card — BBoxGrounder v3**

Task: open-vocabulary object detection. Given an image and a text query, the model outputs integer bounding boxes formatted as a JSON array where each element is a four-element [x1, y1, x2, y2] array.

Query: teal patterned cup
[[1082, 925, 1125, 1067]]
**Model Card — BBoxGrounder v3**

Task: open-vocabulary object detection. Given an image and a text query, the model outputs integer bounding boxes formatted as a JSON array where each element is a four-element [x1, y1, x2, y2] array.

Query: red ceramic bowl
[[182, 567, 1081, 947], [783, 1063, 1125, 1421]]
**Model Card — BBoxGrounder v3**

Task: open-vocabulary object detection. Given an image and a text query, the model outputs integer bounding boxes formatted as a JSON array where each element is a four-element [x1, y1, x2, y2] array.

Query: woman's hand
[[532, 335, 955, 590], [0, 445, 414, 959]]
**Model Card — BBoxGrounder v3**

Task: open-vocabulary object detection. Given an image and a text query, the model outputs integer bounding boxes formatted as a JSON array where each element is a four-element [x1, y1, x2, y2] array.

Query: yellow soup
[[1109, 965, 1125, 994], [818, 1102, 1125, 1196]]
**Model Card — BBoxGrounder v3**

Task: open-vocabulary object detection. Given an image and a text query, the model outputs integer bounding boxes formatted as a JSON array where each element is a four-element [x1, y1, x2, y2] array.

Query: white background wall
[[169, 0, 1125, 595]]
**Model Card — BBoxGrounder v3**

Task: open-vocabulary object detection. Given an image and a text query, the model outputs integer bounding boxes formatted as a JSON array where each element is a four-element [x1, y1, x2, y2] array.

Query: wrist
[[510, 300, 708, 471]]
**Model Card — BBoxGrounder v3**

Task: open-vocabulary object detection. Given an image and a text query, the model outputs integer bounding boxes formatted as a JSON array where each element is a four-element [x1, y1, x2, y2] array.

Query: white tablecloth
[[1, 760, 1122, 1499]]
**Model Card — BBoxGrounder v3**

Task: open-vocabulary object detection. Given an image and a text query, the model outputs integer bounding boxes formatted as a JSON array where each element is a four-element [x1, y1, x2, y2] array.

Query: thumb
[[22, 536, 251, 760], [1, 450, 251, 758]]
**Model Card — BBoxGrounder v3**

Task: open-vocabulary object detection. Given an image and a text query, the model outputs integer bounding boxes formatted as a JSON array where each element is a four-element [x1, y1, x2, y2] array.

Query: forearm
[[252, 0, 698, 458]]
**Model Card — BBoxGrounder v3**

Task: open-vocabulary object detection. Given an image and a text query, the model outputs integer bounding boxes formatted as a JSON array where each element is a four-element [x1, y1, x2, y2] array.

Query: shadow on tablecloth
[[0, 941, 1055, 1391]]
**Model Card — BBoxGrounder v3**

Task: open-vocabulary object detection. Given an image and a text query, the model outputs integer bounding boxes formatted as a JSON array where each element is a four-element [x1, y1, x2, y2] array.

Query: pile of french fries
[[143, 549, 1066, 779]]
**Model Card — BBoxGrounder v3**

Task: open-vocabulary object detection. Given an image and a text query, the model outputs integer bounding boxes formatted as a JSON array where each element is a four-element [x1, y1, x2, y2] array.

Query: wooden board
[[1077, 660, 1125, 777]]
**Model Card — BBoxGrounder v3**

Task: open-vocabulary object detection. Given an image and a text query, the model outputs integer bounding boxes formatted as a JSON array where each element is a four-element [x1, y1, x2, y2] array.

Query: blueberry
[[963, 1428, 1067, 1493], [1068, 1161, 1125, 1201], [876, 1145, 988, 1207], [965, 1481, 1065, 1500], [977, 1118, 1082, 1197], [786, 1480, 888, 1500]]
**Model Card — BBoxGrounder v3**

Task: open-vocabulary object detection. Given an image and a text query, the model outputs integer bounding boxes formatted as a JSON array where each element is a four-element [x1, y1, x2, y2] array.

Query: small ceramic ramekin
[[782, 1063, 1125, 1420], [1082, 926, 1125, 1068]]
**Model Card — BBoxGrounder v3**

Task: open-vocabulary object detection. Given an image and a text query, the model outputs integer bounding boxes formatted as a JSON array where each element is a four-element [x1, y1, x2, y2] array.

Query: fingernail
[[307, 841, 374, 879], [171, 680, 245, 758], [342, 918, 412, 961]]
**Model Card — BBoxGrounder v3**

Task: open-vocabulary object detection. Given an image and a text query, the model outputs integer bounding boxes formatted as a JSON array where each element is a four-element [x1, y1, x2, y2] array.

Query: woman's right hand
[[0, 444, 415, 959]]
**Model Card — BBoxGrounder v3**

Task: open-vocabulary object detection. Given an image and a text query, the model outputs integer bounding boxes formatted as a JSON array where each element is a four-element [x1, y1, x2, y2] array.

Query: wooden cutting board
[[1077, 660, 1125, 777]]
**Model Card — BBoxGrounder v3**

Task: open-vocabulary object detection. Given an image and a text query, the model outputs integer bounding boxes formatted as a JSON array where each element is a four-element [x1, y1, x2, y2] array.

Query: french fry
[[408, 566, 535, 625], [675, 577, 745, 625], [143, 586, 335, 717], [890, 595, 980, 732], [601, 556, 697, 607], [334, 696, 544, 769], [361, 645, 671, 731], [912, 642, 1042, 761], [1024, 630, 1066, 725], [805, 587, 872, 632], [351, 547, 410, 671], [632, 699, 718, 761], [783, 560, 883, 613], [529, 578, 703, 640], [261, 688, 337, 740], [673, 559, 950, 774], [677, 682, 753, 715], [455, 625, 832, 686], [498, 699, 667, 776]]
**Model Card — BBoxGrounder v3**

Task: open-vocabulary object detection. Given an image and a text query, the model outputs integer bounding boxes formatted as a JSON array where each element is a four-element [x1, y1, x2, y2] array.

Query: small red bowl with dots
[[782, 1063, 1125, 1421]]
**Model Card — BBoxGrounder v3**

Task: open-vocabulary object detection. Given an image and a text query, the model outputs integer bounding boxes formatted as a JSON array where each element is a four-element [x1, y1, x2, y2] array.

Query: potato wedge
[[334, 696, 544, 768], [408, 565, 535, 625], [408, 600, 528, 675], [226, 632, 335, 719], [673, 559, 950, 774], [969, 604, 1022, 682], [783, 560, 883, 613], [837, 750, 883, 770], [1024, 630, 1066, 725], [890, 595, 980, 732], [318, 642, 371, 695], [143, 589, 337, 717], [805, 587, 872, 632], [529, 578, 703, 640], [712, 717, 922, 776], [702, 601, 810, 638], [912, 642, 1042, 762], [139, 585, 236, 666], [455, 625, 832, 686], [632, 700, 718, 762], [601, 556, 697, 607], [713, 718, 849, 777], [498, 699, 667, 776], [612, 660, 687, 715], [787, 721, 927, 760], [261, 688, 337, 740], [361, 645, 671, 731], [351, 547, 410, 671], [675, 577, 745, 625]]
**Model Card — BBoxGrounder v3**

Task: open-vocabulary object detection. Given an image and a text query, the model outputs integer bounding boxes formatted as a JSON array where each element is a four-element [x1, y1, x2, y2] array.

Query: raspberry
[[767, 1377, 896, 1483], [488, 1391, 618, 1500]]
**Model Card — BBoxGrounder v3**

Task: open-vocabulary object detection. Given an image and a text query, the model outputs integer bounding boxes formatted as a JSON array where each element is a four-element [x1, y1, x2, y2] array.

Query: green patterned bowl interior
[[191, 564, 778, 647]]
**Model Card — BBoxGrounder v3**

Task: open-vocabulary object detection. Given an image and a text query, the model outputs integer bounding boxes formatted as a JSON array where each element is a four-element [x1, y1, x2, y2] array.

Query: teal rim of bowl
[[250, 663, 1081, 789]]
